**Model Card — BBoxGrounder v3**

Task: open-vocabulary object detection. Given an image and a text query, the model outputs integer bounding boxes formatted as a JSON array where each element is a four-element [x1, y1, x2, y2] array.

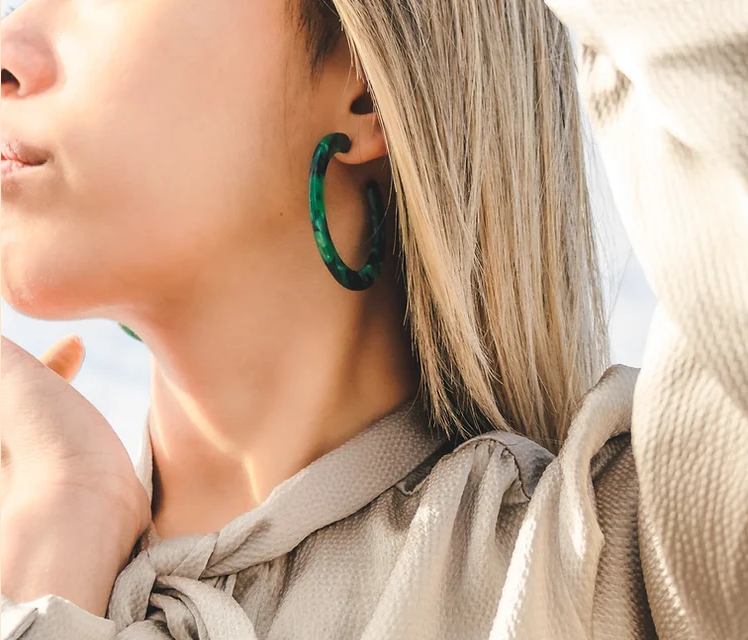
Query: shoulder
[[370, 363, 644, 573], [523, 363, 641, 518], [396, 364, 641, 506], [392, 426, 556, 512], [344, 365, 650, 637], [478, 364, 652, 637]]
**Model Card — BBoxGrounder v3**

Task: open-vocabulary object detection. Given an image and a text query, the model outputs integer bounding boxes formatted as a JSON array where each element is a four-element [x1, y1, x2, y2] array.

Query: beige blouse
[[2, 0, 747, 638]]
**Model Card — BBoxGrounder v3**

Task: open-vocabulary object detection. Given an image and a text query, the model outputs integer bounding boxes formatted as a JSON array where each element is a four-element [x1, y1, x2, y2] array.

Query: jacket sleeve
[[542, 1, 748, 638], [1, 594, 116, 640]]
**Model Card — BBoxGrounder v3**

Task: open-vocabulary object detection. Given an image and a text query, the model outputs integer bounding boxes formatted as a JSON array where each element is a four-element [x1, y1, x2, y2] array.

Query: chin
[[0, 244, 99, 321]]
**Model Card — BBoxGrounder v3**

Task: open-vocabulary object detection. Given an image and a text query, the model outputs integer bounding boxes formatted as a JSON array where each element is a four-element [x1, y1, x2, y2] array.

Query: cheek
[[1, 0, 301, 316], [63, 0, 292, 237]]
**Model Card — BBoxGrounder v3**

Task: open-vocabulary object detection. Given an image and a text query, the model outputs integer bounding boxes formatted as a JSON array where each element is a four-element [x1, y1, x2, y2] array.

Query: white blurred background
[[1, 0, 657, 463]]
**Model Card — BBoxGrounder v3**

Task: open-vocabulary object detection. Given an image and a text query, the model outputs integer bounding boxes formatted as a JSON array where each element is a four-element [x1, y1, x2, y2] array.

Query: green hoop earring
[[309, 132, 386, 291], [119, 323, 142, 342]]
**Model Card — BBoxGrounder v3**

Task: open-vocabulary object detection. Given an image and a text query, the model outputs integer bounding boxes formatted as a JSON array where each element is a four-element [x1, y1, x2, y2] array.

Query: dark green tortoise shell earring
[[120, 323, 142, 342], [309, 132, 386, 291]]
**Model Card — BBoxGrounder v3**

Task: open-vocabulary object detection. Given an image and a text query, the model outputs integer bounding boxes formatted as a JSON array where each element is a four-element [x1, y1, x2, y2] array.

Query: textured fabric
[[2, 0, 747, 638]]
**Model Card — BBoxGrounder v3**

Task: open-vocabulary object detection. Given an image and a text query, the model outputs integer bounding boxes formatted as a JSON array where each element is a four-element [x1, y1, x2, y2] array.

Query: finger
[[38, 335, 85, 383]]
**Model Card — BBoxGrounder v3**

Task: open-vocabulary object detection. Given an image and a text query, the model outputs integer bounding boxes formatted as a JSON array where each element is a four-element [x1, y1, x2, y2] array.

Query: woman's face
[[1, 0, 347, 320]]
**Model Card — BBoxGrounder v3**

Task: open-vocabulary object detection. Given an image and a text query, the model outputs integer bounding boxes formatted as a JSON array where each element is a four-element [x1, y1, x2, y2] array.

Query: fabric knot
[[107, 533, 259, 639]]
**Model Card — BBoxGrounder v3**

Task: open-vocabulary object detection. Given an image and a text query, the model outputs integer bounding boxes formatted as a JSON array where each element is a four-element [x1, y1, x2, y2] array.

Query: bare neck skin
[[143, 176, 420, 540]]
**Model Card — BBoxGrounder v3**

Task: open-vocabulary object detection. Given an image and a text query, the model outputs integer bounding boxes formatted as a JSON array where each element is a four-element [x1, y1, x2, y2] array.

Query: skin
[[1, 334, 151, 616], [1, 0, 420, 562]]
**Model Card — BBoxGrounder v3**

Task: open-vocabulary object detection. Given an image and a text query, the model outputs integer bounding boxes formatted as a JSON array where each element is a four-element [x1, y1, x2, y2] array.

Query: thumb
[[39, 334, 86, 383]]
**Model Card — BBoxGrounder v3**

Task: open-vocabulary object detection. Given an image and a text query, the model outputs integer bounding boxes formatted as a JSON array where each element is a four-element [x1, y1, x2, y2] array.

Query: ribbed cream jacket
[[2, 0, 747, 638]]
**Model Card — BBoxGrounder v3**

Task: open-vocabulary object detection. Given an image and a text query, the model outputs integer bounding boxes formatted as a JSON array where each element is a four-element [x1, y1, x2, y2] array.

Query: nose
[[1, 4, 57, 100]]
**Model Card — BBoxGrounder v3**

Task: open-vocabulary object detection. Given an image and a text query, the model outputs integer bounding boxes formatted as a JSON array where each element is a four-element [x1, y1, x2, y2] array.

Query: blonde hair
[[292, 0, 610, 453]]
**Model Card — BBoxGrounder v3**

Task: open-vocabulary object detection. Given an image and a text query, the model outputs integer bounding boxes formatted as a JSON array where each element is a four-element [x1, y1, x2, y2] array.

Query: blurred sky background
[[1, 0, 657, 463]]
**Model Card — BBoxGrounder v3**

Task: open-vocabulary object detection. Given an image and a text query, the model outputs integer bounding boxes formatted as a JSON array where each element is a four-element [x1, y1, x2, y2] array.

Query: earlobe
[[334, 111, 388, 166]]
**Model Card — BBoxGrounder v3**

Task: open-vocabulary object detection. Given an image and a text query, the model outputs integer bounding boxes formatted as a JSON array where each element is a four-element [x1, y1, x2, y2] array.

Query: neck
[[143, 261, 420, 540]]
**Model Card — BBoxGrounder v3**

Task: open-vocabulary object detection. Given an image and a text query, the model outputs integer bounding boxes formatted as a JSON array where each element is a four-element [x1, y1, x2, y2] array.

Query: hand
[[0, 334, 151, 616]]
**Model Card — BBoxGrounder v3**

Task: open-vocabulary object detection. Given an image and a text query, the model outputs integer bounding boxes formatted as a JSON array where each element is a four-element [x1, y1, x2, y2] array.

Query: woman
[[0, 0, 745, 637]]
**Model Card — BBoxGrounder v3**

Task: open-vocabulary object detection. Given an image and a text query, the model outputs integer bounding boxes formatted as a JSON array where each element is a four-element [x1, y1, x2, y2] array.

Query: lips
[[0, 135, 49, 167]]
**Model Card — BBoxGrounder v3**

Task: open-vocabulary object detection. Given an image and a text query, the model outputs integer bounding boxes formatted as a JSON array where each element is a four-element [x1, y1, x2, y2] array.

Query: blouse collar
[[130, 393, 450, 560]]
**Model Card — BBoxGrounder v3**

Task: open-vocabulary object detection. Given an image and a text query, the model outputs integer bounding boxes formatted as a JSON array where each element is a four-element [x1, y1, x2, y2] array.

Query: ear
[[334, 79, 388, 166]]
